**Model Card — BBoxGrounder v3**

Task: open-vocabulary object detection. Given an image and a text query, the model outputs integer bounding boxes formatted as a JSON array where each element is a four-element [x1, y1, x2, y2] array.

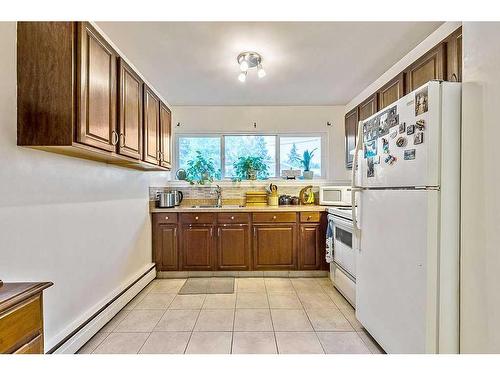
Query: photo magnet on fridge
[[415, 119, 425, 131], [404, 149, 416, 160], [415, 86, 429, 116], [373, 155, 380, 164], [367, 158, 375, 178], [414, 132, 424, 145], [396, 136, 407, 147], [390, 129, 398, 139], [382, 138, 389, 154], [407, 124, 415, 135], [399, 122, 406, 134], [364, 140, 378, 158]]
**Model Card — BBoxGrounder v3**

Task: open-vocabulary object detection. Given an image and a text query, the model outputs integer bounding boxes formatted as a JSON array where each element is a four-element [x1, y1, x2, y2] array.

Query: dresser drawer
[[218, 213, 250, 224], [300, 211, 321, 223], [181, 213, 216, 224], [0, 296, 42, 353], [252, 212, 297, 223], [154, 213, 178, 224]]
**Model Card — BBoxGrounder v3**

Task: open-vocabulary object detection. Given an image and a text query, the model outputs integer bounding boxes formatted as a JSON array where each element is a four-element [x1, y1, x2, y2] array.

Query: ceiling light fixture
[[237, 52, 265, 82]]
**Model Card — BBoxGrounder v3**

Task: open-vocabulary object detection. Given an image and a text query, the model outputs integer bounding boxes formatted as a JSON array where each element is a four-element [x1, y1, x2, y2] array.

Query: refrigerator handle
[[351, 119, 364, 238], [351, 188, 361, 237]]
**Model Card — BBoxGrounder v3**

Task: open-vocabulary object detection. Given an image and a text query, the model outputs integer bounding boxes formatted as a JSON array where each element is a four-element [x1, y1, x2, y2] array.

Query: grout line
[[264, 276, 279, 354]]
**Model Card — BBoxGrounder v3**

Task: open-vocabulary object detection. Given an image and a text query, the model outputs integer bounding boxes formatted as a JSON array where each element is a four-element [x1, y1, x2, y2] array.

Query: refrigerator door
[[358, 81, 442, 188], [355, 189, 439, 353]]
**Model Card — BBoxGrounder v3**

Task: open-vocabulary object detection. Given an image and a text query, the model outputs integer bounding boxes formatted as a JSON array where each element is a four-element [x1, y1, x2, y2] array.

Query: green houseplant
[[232, 156, 269, 181], [295, 148, 317, 179], [185, 151, 221, 185]]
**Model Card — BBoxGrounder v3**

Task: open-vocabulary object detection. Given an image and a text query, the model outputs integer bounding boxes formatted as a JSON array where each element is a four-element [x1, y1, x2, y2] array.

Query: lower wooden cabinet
[[181, 225, 215, 271], [252, 224, 297, 270], [152, 211, 326, 272], [217, 224, 251, 271]]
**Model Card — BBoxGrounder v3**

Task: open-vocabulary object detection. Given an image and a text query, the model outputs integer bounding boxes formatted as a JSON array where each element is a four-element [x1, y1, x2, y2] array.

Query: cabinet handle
[[231, 216, 235, 220], [111, 131, 119, 145], [165, 216, 169, 220], [119, 133, 125, 147], [273, 215, 277, 220], [174, 228, 177, 237], [218, 227, 221, 237], [307, 215, 312, 220], [210, 228, 213, 237], [195, 216, 199, 221]]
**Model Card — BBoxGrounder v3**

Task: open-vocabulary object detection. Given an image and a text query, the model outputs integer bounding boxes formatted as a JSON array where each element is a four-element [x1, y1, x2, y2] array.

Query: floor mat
[[178, 277, 235, 294]]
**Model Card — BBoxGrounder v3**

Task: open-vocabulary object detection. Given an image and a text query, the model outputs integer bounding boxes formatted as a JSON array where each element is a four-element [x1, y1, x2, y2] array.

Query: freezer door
[[355, 189, 440, 353], [358, 81, 444, 188]]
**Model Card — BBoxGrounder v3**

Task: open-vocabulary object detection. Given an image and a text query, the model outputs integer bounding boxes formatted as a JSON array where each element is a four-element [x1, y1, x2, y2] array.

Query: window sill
[[164, 179, 349, 188]]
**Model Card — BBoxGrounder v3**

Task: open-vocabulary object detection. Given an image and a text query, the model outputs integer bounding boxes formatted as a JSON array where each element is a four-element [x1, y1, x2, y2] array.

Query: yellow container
[[268, 194, 279, 206]]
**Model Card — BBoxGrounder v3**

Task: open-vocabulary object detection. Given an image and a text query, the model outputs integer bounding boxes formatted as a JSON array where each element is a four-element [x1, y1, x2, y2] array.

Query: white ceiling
[[97, 22, 443, 106]]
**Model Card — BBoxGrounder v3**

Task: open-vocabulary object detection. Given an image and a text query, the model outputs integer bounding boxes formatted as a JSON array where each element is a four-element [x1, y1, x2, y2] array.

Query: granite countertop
[[150, 205, 328, 213]]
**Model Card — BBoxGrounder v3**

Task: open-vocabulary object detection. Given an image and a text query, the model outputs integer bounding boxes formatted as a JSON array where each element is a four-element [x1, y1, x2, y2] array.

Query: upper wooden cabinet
[[378, 73, 405, 109], [445, 27, 463, 82], [76, 23, 118, 152], [143, 85, 161, 165], [118, 59, 143, 160], [358, 93, 378, 121], [160, 102, 172, 168], [404, 44, 446, 93], [17, 22, 171, 171], [344, 108, 359, 169]]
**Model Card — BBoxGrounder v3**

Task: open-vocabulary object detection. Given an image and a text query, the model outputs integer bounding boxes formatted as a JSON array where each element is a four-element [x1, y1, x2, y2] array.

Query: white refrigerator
[[351, 81, 461, 353]]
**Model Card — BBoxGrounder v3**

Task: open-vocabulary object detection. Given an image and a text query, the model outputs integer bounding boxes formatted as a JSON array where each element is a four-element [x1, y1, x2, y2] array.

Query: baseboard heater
[[47, 264, 156, 354]]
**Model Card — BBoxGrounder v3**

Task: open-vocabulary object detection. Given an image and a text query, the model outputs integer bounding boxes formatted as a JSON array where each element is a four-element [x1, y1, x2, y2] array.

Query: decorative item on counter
[[399, 122, 406, 134], [407, 124, 415, 135], [291, 196, 300, 205], [245, 191, 268, 207], [414, 132, 424, 145], [299, 185, 315, 205], [281, 168, 301, 180], [268, 184, 279, 206], [390, 129, 398, 139], [396, 136, 407, 147], [382, 138, 389, 154], [176, 168, 187, 181], [404, 149, 416, 160], [367, 158, 375, 177], [232, 156, 269, 181], [293, 148, 318, 180], [384, 154, 397, 165], [279, 195, 292, 205], [185, 151, 222, 185], [415, 86, 429, 116], [415, 119, 425, 131]]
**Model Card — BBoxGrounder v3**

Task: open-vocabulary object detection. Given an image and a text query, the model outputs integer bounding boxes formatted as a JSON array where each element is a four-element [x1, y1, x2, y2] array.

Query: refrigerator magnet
[[407, 124, 415, 135], [414, 132, 424, 145], [384, 154, 396, 165], [404, 149, 416, 160], [390, 129, 398, 139], [415, 119, 425, 131], [396, 136, 407, 147], [382, 138, 389, 153], [373, 155, 380, 164], [415, 86, 429, 116], [364, 140, 378, 158], [389, 114, 399, 127], [399, 122, 406, 134], [367, 158, 375, 178]]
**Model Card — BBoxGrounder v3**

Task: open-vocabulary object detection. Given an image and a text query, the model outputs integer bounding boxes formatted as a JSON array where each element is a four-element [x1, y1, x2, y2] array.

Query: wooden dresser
[[0, 281, 53, 354]]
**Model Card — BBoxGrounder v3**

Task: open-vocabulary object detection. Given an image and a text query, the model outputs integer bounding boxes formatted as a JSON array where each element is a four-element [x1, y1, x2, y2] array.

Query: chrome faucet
[[215, 185, 222, 207]]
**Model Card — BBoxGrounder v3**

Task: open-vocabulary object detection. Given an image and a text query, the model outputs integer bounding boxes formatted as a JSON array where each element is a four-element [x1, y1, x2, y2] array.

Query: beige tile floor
[[78, 277, 384, 354]]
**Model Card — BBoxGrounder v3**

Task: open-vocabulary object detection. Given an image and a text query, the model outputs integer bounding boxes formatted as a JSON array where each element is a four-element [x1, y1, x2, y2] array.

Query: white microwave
[[319, 185, 352, 206]]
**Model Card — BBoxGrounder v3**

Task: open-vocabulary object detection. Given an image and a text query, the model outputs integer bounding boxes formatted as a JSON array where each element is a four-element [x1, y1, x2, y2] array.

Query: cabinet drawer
[[300, 212, 321, 223], [154, 213, 178, 224], [218, 213, 250, 224], [0, 296, 42, 353], [181, 213, 216, 224], [252, 212, 297, 223], [14, 334, 43, 354]]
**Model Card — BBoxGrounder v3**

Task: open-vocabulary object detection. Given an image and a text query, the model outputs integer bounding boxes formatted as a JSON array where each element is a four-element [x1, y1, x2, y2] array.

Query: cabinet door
[[358, 93, 378, 121], [378, 73, 405, 109], [77, 22, 117, 152], [181, 225, 214, 271], [217, 224, 250, 271], [445, 27, 462, 82], [405, 44, 446, 93], [143, 85, 160, 165], [153, 223, 178, 271], [118, 59, 143, 160], [344, 107, 359, 169], [253, 225, 297, 270], [159, 102, 172, 169], [299, 224, 322, 270]]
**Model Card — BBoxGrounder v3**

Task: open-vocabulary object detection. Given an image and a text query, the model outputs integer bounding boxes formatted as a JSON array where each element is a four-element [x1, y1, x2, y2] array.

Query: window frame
[[174, 132, 328, 180]]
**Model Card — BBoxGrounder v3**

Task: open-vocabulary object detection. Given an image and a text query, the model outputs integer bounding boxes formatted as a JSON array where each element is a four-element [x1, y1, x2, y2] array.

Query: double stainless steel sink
[[189, 205, 245, 209]]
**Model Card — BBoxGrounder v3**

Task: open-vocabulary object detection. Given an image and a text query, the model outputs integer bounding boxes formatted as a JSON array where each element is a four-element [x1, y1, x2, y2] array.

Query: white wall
[[345, 22, 462, 112], [0, 22, 168, 351], [172, 106, 349, 183], [460, 22, 500, 353]]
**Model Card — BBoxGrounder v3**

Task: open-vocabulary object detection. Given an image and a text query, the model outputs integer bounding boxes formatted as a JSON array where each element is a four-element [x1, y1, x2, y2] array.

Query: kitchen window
[[176, 133, 325, 180]]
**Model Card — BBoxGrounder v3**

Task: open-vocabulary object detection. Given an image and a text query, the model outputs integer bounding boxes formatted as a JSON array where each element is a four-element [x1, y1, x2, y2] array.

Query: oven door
[[332, 216, 355, 279]]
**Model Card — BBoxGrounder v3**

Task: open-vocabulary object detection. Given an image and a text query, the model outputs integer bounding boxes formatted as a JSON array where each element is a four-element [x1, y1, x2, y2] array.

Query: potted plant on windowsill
[[232, 156, 269, 181], [185, 151, 222, 185], [296, 148, 317, 180]]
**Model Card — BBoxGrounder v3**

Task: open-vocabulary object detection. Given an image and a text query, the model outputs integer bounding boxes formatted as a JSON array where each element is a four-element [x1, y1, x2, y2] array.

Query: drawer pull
[[273, 215, 277, 220], [195, 216, 199, 220], [165, 216, 169, 220], [231, 216, 235, 220], [307, 215, 312, 220]]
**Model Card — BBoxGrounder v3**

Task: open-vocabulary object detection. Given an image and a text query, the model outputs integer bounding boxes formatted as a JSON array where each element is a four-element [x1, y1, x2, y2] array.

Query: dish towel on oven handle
[[326, 219, 334, 263]]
